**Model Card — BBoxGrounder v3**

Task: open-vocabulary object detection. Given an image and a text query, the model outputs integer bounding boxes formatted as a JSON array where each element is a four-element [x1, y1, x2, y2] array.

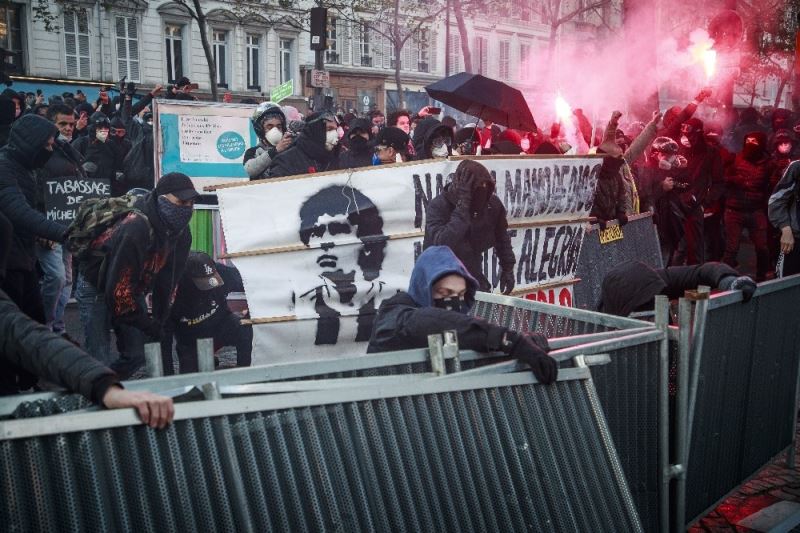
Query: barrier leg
[[788, 358, 800, 469], [654, 295, 670, 533], [686, 286, 710, 452], [675, 298, 693, 532], [197, 338, 215, 373], [427, 334, 445, 376], [144, 343, 163, 378]]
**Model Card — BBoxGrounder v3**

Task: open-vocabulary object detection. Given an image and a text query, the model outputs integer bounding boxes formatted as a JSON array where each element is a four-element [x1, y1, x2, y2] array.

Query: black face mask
[[743, 143, 763, 162], [349, 136, 369, 153], [433, 295, 469, 313]]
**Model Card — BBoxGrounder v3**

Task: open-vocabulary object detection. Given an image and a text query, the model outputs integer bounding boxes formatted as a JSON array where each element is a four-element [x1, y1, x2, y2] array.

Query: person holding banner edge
[[424, 159, 516, 294], [367, 246, 557, 385]]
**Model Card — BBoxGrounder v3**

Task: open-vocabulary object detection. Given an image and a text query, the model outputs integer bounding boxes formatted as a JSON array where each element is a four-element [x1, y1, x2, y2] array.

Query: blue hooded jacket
[[367, 245, 506, 353], [407, 246, 479, 308]]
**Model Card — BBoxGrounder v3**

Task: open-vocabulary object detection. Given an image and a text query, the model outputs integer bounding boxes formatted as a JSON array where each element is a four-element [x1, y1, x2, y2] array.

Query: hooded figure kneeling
[[367, 246, 558, 385]]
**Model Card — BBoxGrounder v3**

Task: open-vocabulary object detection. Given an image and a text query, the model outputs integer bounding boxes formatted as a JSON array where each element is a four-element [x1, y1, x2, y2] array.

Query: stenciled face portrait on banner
[[295, 185, 388, 345]]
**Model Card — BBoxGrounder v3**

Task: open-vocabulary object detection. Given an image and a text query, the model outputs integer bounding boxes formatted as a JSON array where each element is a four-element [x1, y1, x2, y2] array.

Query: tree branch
[[556, 0, 611, 27]]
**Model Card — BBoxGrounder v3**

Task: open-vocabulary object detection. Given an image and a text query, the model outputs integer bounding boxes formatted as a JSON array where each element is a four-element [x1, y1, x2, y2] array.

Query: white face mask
[[59, 132, 72, 142], [680, 135, 691, 148], [325, 129, 339, 151], [658, 155, 676, 170], [95, 130, 109, 143], [520, 139, 531, 151], [431, 144, 449, 158], [778, 142, 792, 155], [265, 127, 283, 146]]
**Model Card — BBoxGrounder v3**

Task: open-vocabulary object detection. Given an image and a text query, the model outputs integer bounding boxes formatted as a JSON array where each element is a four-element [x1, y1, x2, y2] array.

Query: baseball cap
[[155, 172, 199, 201], [186, 252, 224, 290], [375, 126, 409, 152]]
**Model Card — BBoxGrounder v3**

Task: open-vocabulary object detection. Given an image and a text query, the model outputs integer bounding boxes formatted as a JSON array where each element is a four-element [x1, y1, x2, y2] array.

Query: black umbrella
[[425, 72, 537, 132]]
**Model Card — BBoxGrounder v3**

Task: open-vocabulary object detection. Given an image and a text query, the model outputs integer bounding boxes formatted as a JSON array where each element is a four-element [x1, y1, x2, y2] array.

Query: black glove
[[140, 319, 164, 341], [499, 268, 515, 295], [719, 275, 757, 302], [126, 81, 136, 95], [506, 333, 558, 385], [597, 218, 608, 231], [617, 213, 629, 226]]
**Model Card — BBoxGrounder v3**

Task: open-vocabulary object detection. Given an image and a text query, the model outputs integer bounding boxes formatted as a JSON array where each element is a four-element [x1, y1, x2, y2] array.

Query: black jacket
[[338, 143, 374, 169], [267, 119, 338, 178], [79, 191, 191, 330], [725, 152, 774, 212], [0, 115, 66, 271], [769, 160, 800, 237], [423, 178, 515, 292], [367, 245, 507, 353], [599, 260, 737, 316], [590, 156, 627, 222], [0, 288, 119, 400], [72, 135, 127, 193], [168, 262, 243, 336]]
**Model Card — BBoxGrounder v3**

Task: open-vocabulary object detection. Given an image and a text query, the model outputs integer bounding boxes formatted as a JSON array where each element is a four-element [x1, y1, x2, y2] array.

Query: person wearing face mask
[[1, 88, 23, 121], [372, 126, 410, 165], [118, 85, 164, 193], [722, 132, 775, 281], [72, 112, 128, 194], [243, 102, 291, 180], [412, 117, 454, 160], [453, 127, 480, 156], [366, 245, 557, 384], [267, 110, 340, 178], [74, 172, 194, 379], [338, 118, 374, 169], [670, 118, 724, 266], [639, 137, 690, 266], [424, 160, 515, 294], [0, 114, 68, 325]]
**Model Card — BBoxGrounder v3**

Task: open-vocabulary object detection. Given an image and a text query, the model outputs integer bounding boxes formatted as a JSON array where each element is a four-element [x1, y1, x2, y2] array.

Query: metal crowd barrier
[[682, 274, 800, 527], [0, 360, 643, 532], [471, 292, 670, 533]]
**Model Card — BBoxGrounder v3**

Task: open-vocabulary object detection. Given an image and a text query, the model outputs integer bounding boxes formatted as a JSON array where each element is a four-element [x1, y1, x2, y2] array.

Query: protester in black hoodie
[[161, 252, 251, 374], [412, 117, 453, 160], [424, 160, 516, 293], [598, 260, 755, 317], [267, 110, 340, 177], [75, 173, 194, 379], [1, 87, 23, 121], [72, 112, 128, 194], [338, 118, 374, 169], [0, 114, 67, 322], [0, 96, 15, 146], [367, 245, 557, 384], [723, 131, 775, 280]]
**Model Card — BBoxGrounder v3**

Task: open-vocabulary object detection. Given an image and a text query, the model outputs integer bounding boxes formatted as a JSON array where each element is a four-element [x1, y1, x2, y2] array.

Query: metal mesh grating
[[472, 299, 617, 338], [686, 283, 800, 524], [1, 377, 642, 532]]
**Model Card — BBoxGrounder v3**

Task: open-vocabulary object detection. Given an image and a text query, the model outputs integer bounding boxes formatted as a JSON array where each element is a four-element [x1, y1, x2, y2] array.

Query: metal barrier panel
[[685, 276, 800, 525], [573, 213, 663, 311], [471, 292, 667, 532], [0, 371, 643, 533]]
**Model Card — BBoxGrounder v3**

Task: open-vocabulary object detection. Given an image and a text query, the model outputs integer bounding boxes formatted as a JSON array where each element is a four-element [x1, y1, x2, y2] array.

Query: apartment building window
[[280, 38, 293, 84], [325, 16, 339, 64], [246, 34, 260, 90], [499, 41, 510, 80], [115, 16, 140, 82], [447, 33, 461, 75], [212, 30, 228, 88], [474, 36, 488, 76], [0, 5, 24, 74], [164, 24, 183, 83], [416, 28, 430, 72], [354, 23, 371, 67], [519, 43, 531, 81], [64, 10, 91, 79]]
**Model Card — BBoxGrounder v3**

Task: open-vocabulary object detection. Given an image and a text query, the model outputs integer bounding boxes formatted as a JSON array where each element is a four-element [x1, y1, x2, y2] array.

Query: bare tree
[[532, 0, 614, 66], [169, 0, 219, 102]]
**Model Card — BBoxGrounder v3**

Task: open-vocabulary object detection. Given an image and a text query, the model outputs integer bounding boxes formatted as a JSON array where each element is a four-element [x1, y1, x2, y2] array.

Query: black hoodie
[[598, 260, 736, 316], [79, 190, 191, 330], [412, 117, 453, 160], [0, 114, 66, 271], [267, 112, 339, 177], [725, 131, 775, 211]]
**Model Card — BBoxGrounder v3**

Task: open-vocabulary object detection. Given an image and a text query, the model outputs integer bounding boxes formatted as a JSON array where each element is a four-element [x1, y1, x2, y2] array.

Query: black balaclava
[[433, 295, 469, 313], [157, 196, 193, 231], [742, 131, 767, 162]]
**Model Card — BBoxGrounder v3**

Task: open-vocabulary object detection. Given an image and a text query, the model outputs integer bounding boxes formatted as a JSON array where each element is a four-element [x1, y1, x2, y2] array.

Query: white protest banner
[[213, 156, 600, 364], [154, 100, 257, 192]]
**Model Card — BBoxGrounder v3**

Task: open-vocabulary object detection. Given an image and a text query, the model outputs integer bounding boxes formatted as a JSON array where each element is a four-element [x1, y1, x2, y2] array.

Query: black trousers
[[165, 312, 253, 375]]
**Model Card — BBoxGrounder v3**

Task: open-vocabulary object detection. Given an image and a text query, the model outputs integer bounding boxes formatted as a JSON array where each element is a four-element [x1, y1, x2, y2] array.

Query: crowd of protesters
[[0, 75, 798, 426]]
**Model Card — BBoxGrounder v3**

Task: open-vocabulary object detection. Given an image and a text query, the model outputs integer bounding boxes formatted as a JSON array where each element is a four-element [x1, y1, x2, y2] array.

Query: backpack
[[65, 192, 152, 261]]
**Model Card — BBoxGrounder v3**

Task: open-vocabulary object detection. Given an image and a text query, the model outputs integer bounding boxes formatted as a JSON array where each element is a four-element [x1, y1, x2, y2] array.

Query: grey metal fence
[[683, 275, 800, 526], [471, 292, 669, 533], [0, 368, 643, 533]]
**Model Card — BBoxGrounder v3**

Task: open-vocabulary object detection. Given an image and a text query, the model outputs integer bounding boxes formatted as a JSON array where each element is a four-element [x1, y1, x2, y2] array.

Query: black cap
[[175, 76, 191, 88], [375, 126, 409, 152], [186, 252, 224, 290], [155, 172, 199, 201]]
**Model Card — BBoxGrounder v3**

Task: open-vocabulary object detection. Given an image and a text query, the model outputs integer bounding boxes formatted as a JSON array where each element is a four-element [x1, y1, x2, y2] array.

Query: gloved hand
[[126, 81, 137, 95], [695, 88, 713, 102], [719, 275, 757, 302], [597, 218, 608, 231], [456, 174, 473, 208], [617, 213, 629, 226], [140, 319, 164, 341], [499, 269, 515, 295], [506, 333, 558, 385]]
